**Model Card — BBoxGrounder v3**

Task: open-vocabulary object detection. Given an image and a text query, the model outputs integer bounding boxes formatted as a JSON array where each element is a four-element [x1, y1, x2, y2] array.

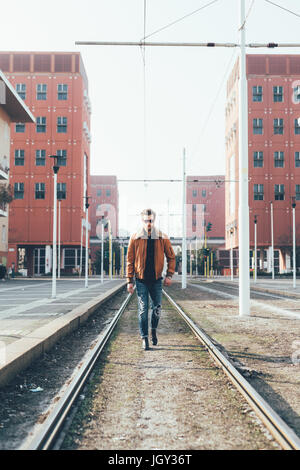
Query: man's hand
[[127, 283, 134, 294], [163, 276, 172, 287]]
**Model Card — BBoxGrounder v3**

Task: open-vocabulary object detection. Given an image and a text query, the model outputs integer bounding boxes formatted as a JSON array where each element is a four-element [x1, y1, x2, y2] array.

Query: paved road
[[0, 278, 125, 346]]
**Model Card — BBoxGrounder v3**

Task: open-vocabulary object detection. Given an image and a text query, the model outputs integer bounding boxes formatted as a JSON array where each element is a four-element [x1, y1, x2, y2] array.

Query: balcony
[[0, 203, 7, 217], [0, 162, 9, 180]]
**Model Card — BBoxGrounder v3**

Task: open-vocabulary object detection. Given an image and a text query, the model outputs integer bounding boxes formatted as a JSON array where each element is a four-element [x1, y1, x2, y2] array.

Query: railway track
[[19, 287, 300, 450], [190, 280, 300, 318]]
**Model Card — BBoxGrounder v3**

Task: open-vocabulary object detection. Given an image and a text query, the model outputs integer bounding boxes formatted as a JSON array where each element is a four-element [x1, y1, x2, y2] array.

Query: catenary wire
[[140, 0, 220, 41], [264, 0, 300, 19], [188, 0, 256, 175], [187, 48, 237, 175]]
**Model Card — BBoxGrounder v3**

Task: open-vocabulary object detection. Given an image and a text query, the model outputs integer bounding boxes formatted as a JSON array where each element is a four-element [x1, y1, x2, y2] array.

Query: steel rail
[[20, 290, 133, 450], [163, 289, 300, 450]]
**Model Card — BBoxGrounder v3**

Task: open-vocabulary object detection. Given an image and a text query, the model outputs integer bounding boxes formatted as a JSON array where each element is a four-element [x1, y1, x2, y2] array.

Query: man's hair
[[140, 208, 156, 220]]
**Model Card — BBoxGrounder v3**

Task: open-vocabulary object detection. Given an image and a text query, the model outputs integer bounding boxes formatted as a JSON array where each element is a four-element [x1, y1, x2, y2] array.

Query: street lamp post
[[292, 197, 296, 289], [49, 155, 60, 298], [254, 215, 257, 283], [230, 227, 234, 281], [57, 196, 62, 279], [84, 195, 90, 288], [270, 201, 275, 280], [238, 0, 250, 316], [101, 221, 104, 283], [182, 148, 187, 289]]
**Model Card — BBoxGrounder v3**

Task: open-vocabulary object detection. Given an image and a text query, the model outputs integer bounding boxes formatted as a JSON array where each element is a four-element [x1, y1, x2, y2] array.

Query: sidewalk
[[0, 279, 126, 387]]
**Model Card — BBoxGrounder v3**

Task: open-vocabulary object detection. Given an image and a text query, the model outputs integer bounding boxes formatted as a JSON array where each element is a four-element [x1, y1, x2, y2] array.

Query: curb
[[0, 282, 126, 388]]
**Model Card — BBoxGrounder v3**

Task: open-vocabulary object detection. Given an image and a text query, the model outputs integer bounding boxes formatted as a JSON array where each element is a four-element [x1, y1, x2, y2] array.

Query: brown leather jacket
[[126, 226, 176, 283]]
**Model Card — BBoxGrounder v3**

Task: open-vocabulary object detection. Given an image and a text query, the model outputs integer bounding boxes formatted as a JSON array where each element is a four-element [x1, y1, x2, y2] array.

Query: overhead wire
[[140, 0, 220, 41], [264, 0, 300, 19], [140, 0, 148, 191], [188, 0, 256, 175], [139, 0, 222, 192], [187, 48, 237, 174]]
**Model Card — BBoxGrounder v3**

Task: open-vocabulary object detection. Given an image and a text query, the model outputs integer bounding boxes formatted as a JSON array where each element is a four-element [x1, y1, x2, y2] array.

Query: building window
[[106, 189, 111, 197], [252, 86, 262, 102], [294, 119, 300, 135], [36, 117, 46, 133], [97, 189, 102, 197], [16, 83, 26, 100], [57, 116, 67, 133], [35, 149, 46, 166], [293, 86, 300, 103], [296, 185, 300, 201], [273, 86, 283, 102], [254, 184, 264, 200], [14, 182, 24, 199], [64, 248, 85, 268], [57, 84, 68, 100], [192, 204, 196, 212], [35, 183, 45, 199], [2, 225, 6, 243], [14, 149, 24, 166], [36, 84, 47, 100], [295, 151, 300, 168], [56, 149, 67, 166], [57, 183, 66, 200], [192, 189, 197, 197], [253, 151, 263, 168], [253, 118, 263, 135], [202, 189, 206, 197], [274, 151, 284, 168], [15, 123, 25, 133], [273, 118, 283, 135], [274, 184, 285, 200]]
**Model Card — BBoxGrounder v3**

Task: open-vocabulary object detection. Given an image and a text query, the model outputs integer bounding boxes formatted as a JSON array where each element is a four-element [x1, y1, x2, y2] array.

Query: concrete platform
[[0, 278, 126, 387]]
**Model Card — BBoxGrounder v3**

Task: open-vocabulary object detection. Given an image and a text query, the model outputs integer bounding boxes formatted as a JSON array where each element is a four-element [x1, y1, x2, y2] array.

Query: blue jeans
[[135, 278, 162, 338]]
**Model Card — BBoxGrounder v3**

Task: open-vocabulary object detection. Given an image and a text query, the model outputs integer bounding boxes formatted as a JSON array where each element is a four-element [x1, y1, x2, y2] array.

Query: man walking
[[126, 208, 176, 350]]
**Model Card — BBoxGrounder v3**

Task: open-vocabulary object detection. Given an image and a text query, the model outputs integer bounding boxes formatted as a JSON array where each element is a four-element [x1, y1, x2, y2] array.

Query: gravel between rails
[[166, 282, 300, 439], [60, 292, 279, 450]]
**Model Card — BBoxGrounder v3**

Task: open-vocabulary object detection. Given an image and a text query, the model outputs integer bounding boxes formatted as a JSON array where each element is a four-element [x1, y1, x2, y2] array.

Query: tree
[[0, 184, 13, 208], [94, 240, 121, 275]]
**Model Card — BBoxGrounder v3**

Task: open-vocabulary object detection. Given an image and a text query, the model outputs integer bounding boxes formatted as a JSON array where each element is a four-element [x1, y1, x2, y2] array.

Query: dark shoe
[[142, 337, 150, 350], [151, 329, 158, 346]]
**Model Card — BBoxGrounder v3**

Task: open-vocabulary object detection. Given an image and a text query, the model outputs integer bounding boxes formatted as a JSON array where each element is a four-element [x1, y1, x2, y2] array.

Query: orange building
[[186, 175, 225, 244], [226, 54, 300, 273], [89, 175, 119, 265], [0, 51, 91, 276]]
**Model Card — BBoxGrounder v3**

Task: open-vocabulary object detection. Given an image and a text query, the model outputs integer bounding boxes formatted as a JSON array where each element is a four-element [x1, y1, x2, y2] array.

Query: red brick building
[[89, 175, 119, 264], [226, 54, 300, 273], [0, 51, 91, 276], [186, 175, 225, 244]]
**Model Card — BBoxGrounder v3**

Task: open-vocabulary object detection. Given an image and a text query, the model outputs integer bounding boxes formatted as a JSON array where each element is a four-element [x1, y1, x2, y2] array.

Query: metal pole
[[195, 237, 198, 276], [254, 215, 257, 283], [109, 220, 112, 280], [292, 199, 296, 288], [101, 222, 104, 283], [52, 171, 57, 299], [230, 229, 233, 281], [270, 201, 274, 280], [85, 199, 89, 288], [238, 0, 250, 316], [182, 148, 187, 289], [79, 219, 83, 277], [58, 200, 61, 279]]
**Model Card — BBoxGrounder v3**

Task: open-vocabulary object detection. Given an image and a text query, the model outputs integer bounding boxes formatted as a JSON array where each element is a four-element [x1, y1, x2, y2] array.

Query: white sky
[[2, 0, 300, 235]]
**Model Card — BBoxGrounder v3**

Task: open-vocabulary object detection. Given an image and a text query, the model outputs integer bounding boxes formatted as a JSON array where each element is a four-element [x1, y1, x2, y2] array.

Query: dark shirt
[[143, 234, 156, 283]]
